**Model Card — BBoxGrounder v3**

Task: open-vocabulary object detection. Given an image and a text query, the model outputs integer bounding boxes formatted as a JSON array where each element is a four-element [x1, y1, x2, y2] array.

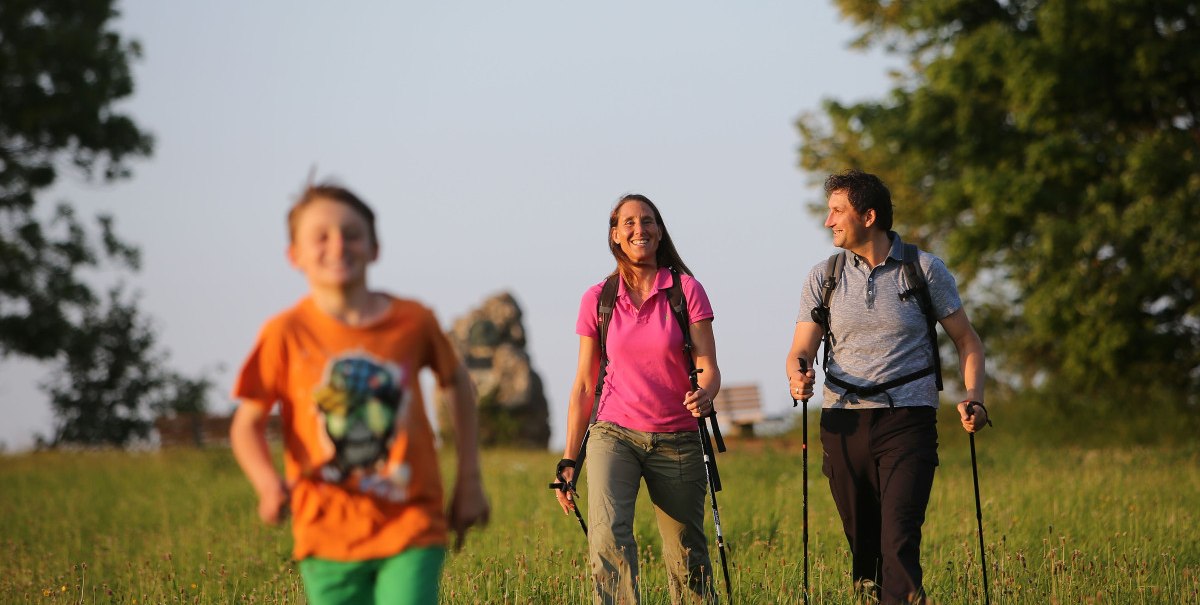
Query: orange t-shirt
[[233, 295, 458, 561]]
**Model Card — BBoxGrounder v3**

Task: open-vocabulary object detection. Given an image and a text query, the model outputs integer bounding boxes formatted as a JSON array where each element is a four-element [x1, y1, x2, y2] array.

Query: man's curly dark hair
[[824, 169, 893, 232]]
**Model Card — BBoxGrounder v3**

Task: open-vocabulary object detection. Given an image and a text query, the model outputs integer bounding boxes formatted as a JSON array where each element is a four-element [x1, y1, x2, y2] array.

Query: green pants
[[298, 546, 446, 605], [586, 421, 715, 604]]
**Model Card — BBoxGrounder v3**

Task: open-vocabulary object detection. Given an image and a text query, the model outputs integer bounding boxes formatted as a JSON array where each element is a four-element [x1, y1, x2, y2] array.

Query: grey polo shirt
[[797, 232, 962, 409]]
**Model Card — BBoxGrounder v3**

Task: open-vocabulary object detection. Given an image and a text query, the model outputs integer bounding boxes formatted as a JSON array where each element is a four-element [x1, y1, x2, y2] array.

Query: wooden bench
[[713, 383, 764, 437]]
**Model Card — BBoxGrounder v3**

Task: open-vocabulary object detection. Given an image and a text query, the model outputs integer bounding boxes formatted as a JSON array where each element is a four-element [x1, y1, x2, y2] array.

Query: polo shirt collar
[[886, 231, 905, 261], [616, 266, 672, 299], [850, 231, 905, 267]]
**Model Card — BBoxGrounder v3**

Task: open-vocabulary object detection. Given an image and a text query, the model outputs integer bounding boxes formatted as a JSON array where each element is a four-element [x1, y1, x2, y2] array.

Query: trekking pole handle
[[688, 367, 711, 415], [793, 358, 812, 407], [548, 458, 577, 492], [963, 400, 994, 428]]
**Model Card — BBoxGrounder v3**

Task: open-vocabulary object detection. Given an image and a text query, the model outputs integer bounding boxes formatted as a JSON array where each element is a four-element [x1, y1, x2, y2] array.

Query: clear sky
[[0, 1, 901, 451]]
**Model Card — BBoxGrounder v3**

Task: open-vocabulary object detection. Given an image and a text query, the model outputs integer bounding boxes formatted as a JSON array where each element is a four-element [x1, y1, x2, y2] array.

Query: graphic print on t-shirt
[[312, 353, 412, 502]]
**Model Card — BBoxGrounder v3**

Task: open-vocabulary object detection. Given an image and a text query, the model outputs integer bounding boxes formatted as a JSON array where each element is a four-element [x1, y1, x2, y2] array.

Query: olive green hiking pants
[[586, 421, 716, 604]]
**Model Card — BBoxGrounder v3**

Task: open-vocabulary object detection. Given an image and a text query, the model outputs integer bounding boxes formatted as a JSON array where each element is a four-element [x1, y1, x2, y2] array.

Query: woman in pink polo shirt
[[554, 194, 722, 604]]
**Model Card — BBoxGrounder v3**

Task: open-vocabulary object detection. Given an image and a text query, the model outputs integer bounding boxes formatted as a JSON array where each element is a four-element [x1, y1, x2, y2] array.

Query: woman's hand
[[684, 387, 713, 418], [553, 465, 577, 514]]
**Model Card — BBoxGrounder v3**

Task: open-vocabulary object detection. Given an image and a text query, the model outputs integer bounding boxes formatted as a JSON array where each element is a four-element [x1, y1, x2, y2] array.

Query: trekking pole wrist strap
[[555, 458, 576, 481], [961, 400, 994, 427]]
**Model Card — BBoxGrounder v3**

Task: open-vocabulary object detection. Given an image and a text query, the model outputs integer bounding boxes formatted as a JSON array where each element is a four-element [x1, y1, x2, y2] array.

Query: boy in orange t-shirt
[[230, 182, 489, 604]]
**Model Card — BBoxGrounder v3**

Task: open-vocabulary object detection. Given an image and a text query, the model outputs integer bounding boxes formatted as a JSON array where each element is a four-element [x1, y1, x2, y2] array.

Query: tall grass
[[2, 416, 1197, 603]]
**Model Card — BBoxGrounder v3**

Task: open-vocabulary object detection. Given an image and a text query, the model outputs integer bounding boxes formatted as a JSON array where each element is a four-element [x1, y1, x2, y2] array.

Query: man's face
[[824, 190, 874, 251]]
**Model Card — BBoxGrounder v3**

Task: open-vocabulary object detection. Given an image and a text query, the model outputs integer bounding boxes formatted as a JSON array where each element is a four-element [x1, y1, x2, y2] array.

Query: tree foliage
[[1, 1, 211, 445], [43, 288, 157, 445], [799, 1, 1200, 417], [0, 0, 151, 357], [41, 287, 217, 446]]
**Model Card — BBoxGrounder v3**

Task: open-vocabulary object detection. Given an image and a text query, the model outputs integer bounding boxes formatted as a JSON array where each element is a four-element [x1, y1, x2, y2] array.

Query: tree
[[1, 1, 211, 445], [43, 287, 159, 445], [799, 1, 1200, 423], [1, 0, 152, 357], [41, 286, 218, 446]]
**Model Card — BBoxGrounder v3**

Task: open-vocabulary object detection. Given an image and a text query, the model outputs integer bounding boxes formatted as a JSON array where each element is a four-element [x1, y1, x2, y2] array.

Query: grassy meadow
[[2, 410, 1198, 604]]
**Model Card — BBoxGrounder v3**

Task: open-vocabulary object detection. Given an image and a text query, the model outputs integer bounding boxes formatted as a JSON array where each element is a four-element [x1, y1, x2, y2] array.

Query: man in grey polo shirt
[[787, 169, 988, 604]]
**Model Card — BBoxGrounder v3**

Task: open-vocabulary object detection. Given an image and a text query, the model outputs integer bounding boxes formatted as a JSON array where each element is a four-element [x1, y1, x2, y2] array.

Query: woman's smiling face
[[611, 199, 660, 266]]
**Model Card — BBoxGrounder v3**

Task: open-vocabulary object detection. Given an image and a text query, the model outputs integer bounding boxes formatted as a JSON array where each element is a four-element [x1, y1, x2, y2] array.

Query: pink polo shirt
[[576, 267, 715, 433]]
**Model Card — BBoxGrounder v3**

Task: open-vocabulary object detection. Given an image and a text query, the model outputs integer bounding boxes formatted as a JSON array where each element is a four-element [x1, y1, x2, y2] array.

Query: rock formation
[[441, 292, 550, 448]]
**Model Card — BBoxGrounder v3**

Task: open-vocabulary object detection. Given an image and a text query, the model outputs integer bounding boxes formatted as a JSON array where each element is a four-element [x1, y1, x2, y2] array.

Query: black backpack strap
[[897, 243, 943, 391], [825, 367, 937, 407], [812, 251, 844, 368], [668, 267, 726, 453], [667, 268, 690, 358], [820, 251, 844, 309], [593, 274, 620, 414]]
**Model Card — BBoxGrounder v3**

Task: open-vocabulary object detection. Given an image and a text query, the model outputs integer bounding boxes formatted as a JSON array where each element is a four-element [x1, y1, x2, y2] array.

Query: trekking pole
[[548, 427, 591, 537], [690, 368, 732, 601], [966, 403, 991, 605], [791, 358, 811, 605]]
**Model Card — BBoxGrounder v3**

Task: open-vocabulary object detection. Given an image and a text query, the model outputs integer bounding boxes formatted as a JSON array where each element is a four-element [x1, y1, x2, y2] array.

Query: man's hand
[[789, 364, 816, 401], [958, 400, 990, 433]]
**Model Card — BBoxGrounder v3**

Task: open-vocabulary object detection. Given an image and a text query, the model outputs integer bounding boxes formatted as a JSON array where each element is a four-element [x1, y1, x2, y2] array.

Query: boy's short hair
[[287, 183, 378, 246], [824, 169, 893, 232]]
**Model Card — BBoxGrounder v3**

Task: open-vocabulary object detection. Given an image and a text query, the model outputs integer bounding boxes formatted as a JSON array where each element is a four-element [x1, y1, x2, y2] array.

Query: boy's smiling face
[[287, 197, 378, 290]]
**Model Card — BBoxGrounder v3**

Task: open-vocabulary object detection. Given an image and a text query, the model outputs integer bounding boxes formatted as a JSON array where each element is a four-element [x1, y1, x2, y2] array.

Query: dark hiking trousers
[[821, 406, 939, 605]]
